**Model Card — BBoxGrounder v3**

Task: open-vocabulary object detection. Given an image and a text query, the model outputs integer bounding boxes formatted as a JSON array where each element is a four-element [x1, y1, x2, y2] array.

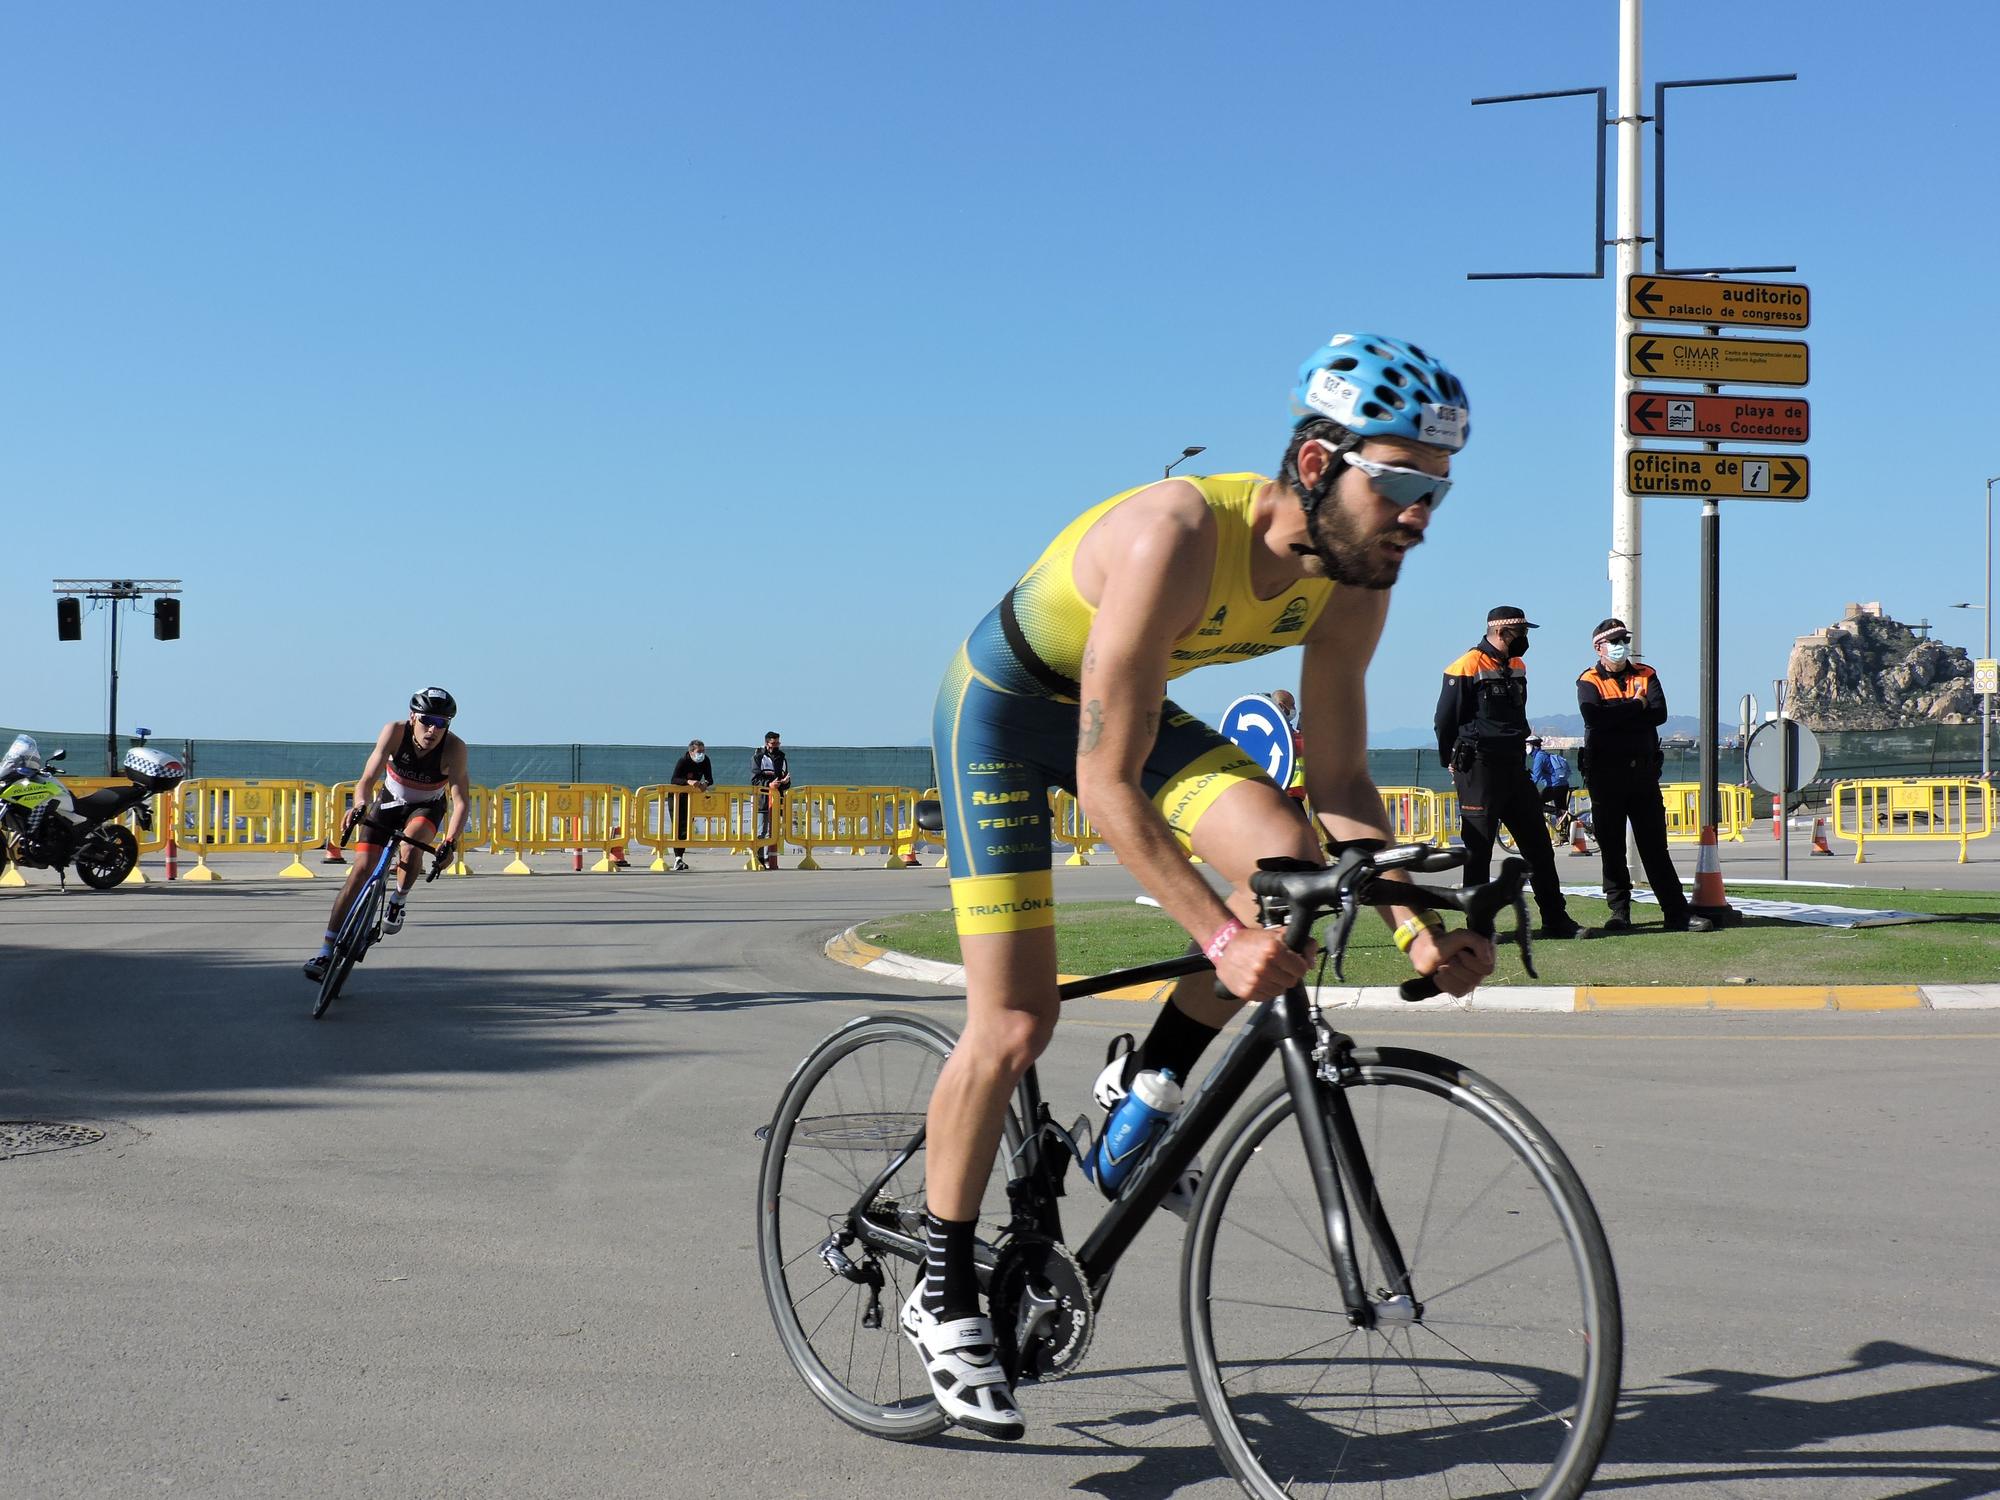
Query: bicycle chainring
[[990, 1233, 1093, 1384]]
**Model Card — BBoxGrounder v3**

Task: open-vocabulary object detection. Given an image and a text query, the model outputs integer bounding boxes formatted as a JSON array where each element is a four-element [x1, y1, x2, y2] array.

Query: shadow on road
[[0, 940, 930, 1122], [885, 1338, 2000, 1498]]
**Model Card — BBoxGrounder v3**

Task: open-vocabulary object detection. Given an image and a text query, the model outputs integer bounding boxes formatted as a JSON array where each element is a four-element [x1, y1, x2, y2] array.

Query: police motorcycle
[[0, 733, 188, 890]]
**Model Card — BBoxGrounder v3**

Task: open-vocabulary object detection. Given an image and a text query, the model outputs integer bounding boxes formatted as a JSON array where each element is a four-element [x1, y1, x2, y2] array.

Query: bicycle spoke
[[1218, 1208, 1340, 1280], [1419, 1235, 1565, 1307]]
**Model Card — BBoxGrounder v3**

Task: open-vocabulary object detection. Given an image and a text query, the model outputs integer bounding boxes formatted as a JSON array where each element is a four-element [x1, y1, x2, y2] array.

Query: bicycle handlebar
[[1247, 846, 1537, 1001], [340, 812, 447, 879]]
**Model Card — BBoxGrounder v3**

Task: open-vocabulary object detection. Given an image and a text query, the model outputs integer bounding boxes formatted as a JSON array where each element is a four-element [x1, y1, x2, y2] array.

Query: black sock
[[922, 1212, 981, 1323], [1136, 996, 1221, 1087]]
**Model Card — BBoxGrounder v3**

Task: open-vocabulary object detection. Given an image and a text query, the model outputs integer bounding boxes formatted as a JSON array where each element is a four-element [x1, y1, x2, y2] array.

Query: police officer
[[1435, 606, 1587, 938], [1575, 618, 1714, 933]]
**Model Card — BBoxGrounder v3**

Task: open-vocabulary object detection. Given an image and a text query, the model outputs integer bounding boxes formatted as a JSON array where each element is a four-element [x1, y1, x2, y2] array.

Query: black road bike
[[313, 818, 445, 1019], [757, 847, 1623, 1498]]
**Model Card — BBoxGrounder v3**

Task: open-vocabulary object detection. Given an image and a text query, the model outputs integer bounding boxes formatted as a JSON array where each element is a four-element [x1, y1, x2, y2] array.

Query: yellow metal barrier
[[321, 782, 488, 874], [1377, 787, 1441, 845], [173, 779, 324, 879], [1831, 777, 1995, 863], [784, 786, 920, 870], [1661, 782, 1756, 842], [1048, 789, 1103, 866], [490, 783, 630, 874], [627, 784, 776, 868], [58, 777, 172, 885]]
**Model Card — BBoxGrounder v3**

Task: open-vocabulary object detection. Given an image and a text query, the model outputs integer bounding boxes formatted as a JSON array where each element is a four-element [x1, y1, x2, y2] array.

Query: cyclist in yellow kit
[[907, 335, 1497, 1439]]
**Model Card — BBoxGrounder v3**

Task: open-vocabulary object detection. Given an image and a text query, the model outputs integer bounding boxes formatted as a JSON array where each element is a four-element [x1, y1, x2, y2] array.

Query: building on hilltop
[[1785, 603, 1978, 731]]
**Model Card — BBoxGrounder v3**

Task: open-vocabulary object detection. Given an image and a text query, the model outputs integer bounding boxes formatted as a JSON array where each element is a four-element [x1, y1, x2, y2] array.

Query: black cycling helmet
[[410, 686, 457, 721]]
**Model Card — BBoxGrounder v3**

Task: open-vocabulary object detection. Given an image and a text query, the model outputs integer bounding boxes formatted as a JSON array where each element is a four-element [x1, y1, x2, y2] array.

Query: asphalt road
[[4, 862, 1998, 1499]]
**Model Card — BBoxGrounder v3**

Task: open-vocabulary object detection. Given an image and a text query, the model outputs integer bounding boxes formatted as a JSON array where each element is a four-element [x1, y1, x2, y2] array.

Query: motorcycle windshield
[[1, 733, 44, 778]]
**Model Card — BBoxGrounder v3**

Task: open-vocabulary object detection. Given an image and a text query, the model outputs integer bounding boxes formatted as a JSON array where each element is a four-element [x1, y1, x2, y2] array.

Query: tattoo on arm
[[1078, 700, 1104, 755]]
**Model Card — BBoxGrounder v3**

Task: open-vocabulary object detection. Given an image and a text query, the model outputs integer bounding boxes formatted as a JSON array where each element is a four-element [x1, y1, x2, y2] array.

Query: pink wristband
[[1204, 918, 1246, 963]]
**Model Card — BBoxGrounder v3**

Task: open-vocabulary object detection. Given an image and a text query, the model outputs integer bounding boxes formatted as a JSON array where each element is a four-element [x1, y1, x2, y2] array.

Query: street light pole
[[1164, 445, 1205, 479], [1986, 476, 1996, 780]]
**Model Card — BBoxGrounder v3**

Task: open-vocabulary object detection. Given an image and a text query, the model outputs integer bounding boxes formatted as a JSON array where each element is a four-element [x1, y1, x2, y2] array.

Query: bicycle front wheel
[[313, 883, 378, 1019], [757, 1013, 1026, 1442], [1183, 1050, 1621, 1500]]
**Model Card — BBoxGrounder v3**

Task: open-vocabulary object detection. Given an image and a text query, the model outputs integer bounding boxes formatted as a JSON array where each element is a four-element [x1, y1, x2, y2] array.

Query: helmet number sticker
[[1303, 370, 1361, 423], [1419, 403, 1466, 450]]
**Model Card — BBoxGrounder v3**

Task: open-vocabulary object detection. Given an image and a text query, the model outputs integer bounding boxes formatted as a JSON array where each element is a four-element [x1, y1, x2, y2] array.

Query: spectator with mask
[[749, 730, 791, 871], [1435, 606, 1588, 939], [1576, 618, 1713, 933], [667, 739, 713, 871]]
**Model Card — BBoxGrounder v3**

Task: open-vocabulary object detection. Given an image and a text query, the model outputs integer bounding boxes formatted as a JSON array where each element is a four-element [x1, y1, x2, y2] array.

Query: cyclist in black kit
[[303, 689, 471, 981]]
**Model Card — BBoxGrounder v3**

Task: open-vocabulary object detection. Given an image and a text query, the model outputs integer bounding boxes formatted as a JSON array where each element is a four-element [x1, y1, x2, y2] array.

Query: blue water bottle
[[1088, 1068, 1183, 1196]]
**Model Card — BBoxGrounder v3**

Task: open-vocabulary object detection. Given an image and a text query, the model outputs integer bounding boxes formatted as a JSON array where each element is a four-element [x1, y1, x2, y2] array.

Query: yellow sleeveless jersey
[[966, 472, 1337, 699]]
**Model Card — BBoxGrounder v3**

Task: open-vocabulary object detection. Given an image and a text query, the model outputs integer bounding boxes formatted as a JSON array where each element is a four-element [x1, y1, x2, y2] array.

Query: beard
[[1304, 502, 1422, 590]]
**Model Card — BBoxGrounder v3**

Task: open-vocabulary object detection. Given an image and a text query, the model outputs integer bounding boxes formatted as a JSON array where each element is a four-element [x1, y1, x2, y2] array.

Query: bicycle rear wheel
[[313, 882, 379, 1019], [757, 1013, 1026, 1441], [1184, 1049, 1621, 1499]]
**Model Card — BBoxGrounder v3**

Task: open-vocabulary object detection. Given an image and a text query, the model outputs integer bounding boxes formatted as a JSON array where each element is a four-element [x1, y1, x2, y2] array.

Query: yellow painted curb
[[1580, 985, 1926, 1011], [826, 926, 890, 969]]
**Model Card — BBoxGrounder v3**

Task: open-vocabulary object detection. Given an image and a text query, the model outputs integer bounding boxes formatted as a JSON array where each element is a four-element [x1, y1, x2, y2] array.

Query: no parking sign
[[1219, 694, 1295, 788]]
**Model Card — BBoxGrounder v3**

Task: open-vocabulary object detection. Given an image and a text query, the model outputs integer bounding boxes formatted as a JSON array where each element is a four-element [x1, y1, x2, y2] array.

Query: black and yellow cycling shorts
[[932, 644, 1264, 936]]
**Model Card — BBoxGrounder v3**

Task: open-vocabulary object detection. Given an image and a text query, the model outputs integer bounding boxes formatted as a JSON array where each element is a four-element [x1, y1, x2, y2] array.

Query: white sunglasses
[[1337, 449, 1454, 509]]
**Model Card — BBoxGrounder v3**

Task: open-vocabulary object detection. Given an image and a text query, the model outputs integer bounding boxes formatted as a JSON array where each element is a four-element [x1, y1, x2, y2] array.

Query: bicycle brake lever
[[1511, 891, 1538, 979], [1327, 891, 1360, 982]]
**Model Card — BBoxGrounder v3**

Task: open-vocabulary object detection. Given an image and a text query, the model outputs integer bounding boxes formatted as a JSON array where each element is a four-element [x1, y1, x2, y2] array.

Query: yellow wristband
[[1392, 913, 1444, 953]]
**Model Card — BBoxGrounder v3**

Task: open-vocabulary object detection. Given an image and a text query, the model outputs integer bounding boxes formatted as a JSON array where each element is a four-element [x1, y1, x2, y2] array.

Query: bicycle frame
[[845, 951, 1419, 1332]]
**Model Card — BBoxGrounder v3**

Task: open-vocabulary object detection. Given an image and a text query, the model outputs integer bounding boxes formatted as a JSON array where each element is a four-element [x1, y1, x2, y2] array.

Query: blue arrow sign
[[1219, 694, 1295, 790]]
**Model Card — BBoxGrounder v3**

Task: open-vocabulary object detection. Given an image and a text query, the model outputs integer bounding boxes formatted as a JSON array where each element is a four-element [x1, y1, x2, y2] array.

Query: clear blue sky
[[5, 1, 1995, 748]]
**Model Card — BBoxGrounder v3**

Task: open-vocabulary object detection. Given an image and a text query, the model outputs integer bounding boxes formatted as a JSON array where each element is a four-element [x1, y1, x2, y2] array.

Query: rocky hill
[[1786, 602, 1979, 730]]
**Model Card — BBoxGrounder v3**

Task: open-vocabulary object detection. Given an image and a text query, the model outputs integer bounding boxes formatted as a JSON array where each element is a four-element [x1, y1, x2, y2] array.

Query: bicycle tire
[[313, 881, 380, 1019], [1183, 1050, 1621, 1500], [757, 1012, 1028, 1442]]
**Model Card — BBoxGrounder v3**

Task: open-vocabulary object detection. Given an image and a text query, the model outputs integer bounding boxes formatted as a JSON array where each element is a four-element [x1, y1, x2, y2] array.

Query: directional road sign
[[1626, 392, 1809, 444], [1627, 275, 1810, 330], [1219, 694, 1295, 788], [1626, 450, 1809, 500], [1627, 333, 1809, 386]]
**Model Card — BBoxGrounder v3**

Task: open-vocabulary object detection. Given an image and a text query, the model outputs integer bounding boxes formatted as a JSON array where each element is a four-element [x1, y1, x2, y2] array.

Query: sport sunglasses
[[1342, 451, 1453, 510], [416, 714, 452, 728]]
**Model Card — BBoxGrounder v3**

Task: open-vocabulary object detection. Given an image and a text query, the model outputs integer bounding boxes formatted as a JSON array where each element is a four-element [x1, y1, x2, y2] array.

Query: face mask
[[1508, 633, 1530, 657], [690, 751, 706, 763], [1604, 642, 1631, 664]]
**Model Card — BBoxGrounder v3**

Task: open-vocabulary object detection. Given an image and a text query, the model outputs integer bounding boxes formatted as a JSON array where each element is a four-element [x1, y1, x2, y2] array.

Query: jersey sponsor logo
[[965, 760, 1023, 775], [1196, 604, 1229, 637], [1271, 597, 1311, 634], [977, 814, 1043, 830], [959, 894, 1055, 920], [972, 788, 1032, 806], [983, 841, 1041, 856], [1170, 641, 1283, 664]]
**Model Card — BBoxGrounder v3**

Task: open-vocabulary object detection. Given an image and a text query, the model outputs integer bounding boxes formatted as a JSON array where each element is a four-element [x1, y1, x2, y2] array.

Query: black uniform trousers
[[1585, 754, 1692, 925], [1453, 751, 1571, 925]]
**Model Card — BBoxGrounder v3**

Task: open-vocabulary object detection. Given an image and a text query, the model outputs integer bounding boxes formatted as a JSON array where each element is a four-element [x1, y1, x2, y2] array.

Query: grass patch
[[859, 885, 2000, 987]]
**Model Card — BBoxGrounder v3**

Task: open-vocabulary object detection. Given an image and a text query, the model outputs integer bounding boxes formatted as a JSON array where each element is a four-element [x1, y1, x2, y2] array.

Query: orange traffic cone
[[1568, 818, 1590, 856], [323, 836, 346, 865], [1689, 823, 1734, 922], [1810, 816, 1835, 856]]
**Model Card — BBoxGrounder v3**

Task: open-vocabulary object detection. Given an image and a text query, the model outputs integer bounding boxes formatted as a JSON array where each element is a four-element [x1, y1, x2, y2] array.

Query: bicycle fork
[[1281, 994, 1422, 1331]]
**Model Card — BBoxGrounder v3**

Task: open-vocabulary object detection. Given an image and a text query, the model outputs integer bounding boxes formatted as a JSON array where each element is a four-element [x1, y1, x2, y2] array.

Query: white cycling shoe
[[383, 897, 406, 935], [1092, 1035, 1203, 1221], [899, 1287, 1024, 1441]]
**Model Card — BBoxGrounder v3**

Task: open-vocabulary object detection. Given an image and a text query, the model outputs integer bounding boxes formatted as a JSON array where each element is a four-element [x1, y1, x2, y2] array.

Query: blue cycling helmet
[[1290, 333, 1470, 452]]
